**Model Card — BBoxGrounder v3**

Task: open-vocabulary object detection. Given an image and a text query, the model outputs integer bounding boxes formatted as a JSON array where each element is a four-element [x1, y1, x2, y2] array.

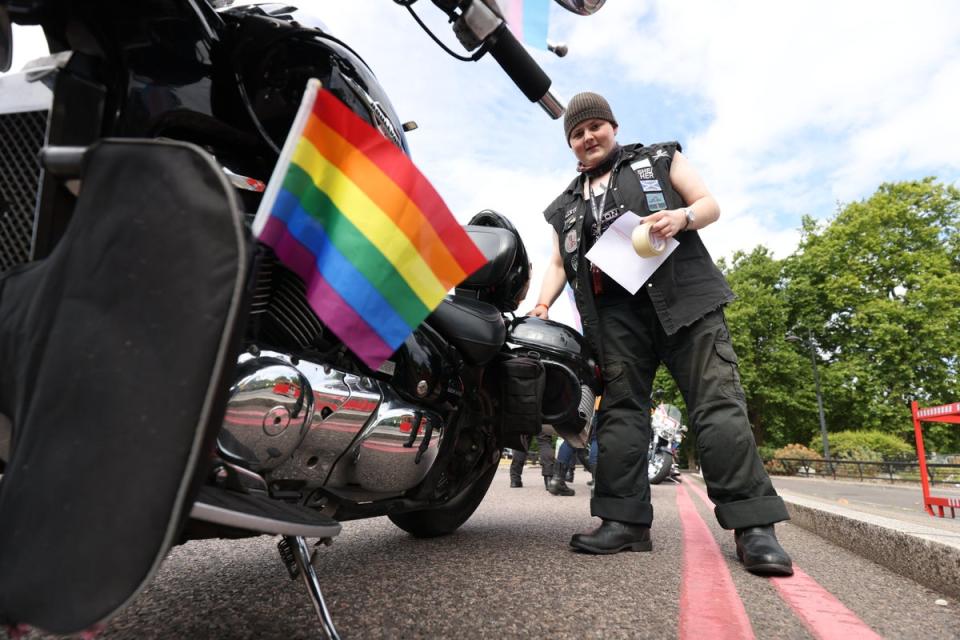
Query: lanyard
[[586, 171, 616, 293], [587, 170, 617, 240]]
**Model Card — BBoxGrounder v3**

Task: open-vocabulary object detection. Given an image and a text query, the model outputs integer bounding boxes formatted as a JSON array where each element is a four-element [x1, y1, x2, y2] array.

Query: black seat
[[426, 296, 505, 366]]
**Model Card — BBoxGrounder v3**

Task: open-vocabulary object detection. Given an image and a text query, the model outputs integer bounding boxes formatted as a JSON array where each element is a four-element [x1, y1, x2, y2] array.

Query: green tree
[[782, 179, 960, 451], [721, 247, 816, 447]]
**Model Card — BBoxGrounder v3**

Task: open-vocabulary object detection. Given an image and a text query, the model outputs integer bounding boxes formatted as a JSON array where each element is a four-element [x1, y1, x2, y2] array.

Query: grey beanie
[[564, 91, 618, 144]]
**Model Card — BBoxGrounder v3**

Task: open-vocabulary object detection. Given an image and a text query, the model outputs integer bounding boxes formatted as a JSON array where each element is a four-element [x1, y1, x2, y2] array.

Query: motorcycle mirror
[[547, 41, 568, 57], [552, 0, 606, 16], [0, 7, 12, 73]]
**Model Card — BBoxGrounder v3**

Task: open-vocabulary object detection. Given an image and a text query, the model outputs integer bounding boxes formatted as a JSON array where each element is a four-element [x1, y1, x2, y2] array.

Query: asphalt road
[[23, 468, 960, 639]]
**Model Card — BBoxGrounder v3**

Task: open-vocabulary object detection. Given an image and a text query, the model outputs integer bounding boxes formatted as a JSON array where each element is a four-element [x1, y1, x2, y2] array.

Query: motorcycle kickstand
[[278, 535, 340, 640]]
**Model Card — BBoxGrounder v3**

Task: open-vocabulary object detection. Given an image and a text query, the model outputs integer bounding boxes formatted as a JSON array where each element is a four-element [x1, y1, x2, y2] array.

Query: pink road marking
[[684, 479, 883, 640], [677, 482, 755, 640], [770, 569, 884, 640]]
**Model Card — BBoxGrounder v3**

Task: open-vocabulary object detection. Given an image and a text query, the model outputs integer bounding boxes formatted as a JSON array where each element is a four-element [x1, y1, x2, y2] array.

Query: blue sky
[[317, 1, 960, 326], [8, 1, 960, 328]]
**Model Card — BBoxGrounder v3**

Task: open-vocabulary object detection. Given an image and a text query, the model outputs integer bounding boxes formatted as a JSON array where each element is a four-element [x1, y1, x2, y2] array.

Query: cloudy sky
[[8, 1, 960, 328]]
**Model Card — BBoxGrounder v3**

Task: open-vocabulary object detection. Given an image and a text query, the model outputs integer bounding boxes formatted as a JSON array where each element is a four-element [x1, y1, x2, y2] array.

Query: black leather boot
[[565, 466, 574, 483], [734, 525, 793, 576], [547, 463, 575, 496], [510, 477, 522, 488], [570, 520, 652, 554]]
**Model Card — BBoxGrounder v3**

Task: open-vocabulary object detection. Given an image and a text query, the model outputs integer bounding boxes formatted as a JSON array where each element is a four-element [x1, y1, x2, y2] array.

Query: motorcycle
[[0, 1, 605, 638], [648, 402, 686, 485]]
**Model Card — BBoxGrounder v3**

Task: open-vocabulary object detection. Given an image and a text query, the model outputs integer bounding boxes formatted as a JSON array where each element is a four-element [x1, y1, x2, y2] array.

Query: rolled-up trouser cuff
[[714, 495, 790, 530], [591, 496, 654, 526]]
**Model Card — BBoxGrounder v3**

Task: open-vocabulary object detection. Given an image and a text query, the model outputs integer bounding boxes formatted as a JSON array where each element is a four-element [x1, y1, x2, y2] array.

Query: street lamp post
[[787, 329, 831, 463]]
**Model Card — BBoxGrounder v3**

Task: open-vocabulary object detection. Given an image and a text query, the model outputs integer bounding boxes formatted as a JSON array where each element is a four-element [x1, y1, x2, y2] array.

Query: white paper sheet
[[584, 211, 678, 294]]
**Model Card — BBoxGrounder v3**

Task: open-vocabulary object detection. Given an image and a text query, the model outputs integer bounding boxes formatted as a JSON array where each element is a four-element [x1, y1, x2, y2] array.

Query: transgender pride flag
[[500, 0, 551, 49], [253, 79, 487, 370]]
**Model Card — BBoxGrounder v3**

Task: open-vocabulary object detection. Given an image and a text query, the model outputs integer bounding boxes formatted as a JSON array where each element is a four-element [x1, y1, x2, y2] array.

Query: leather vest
[[543, 142, 734, 355]]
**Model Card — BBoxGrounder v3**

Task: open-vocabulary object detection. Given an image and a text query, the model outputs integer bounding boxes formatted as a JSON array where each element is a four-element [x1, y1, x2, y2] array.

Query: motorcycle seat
[[426, 296, 505, 366]]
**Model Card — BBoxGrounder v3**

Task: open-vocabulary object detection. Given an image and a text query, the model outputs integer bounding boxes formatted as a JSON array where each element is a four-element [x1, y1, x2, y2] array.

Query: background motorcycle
[[0, 1, 604, 638], [648, 402, 686, 485]]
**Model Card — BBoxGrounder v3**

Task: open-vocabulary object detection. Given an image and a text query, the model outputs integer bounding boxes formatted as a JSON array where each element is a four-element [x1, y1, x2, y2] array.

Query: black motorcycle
[[0, 1, 604, 638]]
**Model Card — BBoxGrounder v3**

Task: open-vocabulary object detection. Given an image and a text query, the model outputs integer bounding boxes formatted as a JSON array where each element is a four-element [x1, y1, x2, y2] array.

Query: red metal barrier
[[911, 401, 960, 518]]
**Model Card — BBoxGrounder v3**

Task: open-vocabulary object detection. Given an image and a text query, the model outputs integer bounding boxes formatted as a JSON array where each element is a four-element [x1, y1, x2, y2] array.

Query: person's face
[[569, 118, 618, 166]]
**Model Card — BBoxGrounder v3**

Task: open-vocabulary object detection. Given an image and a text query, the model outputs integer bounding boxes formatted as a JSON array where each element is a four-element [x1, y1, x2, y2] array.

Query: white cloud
[[559, 0, 960, 253], [7, 1, 958, 327], [833, 56, 960, 199], [311, 0, 960, 317]]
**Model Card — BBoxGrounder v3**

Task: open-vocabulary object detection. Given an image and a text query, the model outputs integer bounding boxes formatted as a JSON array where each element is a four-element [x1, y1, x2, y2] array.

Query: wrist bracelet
[[535, 303, 549, 311]]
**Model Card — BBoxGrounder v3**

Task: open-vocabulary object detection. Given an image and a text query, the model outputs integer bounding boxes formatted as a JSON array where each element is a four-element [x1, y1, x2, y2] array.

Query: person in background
[[527, 92, 792, 576], [550, 439, 591, 496], [552, 400, 600, 493], [509, 432, 559, 492]]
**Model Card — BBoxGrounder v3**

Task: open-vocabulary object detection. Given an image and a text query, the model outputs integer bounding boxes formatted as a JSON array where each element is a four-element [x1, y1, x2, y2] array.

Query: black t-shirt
[[583, 181, 632, 306]]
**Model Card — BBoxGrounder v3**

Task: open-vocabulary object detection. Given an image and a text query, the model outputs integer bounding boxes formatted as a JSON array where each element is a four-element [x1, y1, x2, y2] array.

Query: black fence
[[765, 457, 960, 486]]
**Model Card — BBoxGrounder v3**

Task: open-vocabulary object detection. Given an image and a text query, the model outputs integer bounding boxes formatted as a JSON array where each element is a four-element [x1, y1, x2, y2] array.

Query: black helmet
[[459, 210, 531, 313]]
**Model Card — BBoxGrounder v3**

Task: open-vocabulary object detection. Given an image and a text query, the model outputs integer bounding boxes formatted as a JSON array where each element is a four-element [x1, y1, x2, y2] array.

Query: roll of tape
[[632, 222, 666, 258]]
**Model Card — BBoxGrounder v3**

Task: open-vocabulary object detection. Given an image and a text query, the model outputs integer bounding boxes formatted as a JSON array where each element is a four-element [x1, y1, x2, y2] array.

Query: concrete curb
[[780, 492, 960, 600]]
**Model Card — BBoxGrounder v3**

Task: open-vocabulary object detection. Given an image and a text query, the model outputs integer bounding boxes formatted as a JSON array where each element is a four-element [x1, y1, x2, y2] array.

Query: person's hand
[[641, 209, 687, 240], [527, 303, 550, 319]]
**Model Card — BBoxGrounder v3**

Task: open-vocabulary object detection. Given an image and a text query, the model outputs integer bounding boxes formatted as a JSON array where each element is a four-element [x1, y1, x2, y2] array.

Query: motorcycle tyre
[[389, 461, 498, 538], [648, 451, 673, 485]]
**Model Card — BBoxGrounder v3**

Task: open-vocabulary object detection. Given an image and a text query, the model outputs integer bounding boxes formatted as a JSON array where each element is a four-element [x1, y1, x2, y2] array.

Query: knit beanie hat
[[564, 92, 618, 144]]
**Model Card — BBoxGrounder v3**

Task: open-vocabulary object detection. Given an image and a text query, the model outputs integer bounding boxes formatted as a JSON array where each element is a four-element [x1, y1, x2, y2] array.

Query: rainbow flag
[[252, 79, 487, 370], [501, 0, 551, 49]]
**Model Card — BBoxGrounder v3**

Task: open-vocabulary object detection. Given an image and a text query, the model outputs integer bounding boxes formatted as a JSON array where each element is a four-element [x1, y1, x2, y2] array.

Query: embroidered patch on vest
[[564, 229, 578, 253], [630, 158, 651, 170], [640, 179, 662, 192], [634, 166, 655, 180], [652, 148, 669, 161], [571, 254, 578, 272], [646, 192, 667, 211]]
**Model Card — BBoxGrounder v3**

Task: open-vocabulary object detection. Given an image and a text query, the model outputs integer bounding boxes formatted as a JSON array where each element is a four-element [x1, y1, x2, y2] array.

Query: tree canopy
[[717, 178, 960, 453]]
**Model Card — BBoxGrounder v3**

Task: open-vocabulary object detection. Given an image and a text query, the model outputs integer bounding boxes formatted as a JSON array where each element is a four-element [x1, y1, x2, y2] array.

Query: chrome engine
[[217, 350, 444, 494], [538, 360, 596, 449]]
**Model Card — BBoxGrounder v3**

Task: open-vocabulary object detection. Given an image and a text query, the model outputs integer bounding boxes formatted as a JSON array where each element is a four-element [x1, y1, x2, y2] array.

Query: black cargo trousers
[[509, 432, 555, 482], [591, 294, 789, 530]]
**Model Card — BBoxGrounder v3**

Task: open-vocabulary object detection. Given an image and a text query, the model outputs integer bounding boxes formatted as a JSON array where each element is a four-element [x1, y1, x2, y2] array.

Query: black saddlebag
[[0, 140, 249, 634], [498, 355, 545, 450]]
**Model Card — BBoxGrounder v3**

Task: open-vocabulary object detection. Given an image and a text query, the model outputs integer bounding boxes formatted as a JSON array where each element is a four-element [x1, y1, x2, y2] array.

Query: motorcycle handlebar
[[485, 23, 564, 119]]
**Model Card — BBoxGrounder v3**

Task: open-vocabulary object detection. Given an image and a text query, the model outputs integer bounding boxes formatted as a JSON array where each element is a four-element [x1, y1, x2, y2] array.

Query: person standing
[[528, 92, 792, 576], [551, 438, 592, 495], [509, 432, 573, 495]]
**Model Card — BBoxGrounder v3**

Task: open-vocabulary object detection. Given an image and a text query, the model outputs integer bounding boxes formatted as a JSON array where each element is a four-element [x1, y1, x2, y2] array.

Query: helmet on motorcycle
[[459, 210, 531, 313]]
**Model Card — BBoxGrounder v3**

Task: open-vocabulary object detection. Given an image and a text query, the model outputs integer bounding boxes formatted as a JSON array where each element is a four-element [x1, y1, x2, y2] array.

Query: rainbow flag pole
[[252, 79, 487, 370]]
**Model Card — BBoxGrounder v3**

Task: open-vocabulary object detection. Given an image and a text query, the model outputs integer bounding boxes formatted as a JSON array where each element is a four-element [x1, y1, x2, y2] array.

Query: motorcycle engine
[[217, 350, 445, 495]]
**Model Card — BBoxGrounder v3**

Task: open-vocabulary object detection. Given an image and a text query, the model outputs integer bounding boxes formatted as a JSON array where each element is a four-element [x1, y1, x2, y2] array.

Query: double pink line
[[677, 480, 882, 640]]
